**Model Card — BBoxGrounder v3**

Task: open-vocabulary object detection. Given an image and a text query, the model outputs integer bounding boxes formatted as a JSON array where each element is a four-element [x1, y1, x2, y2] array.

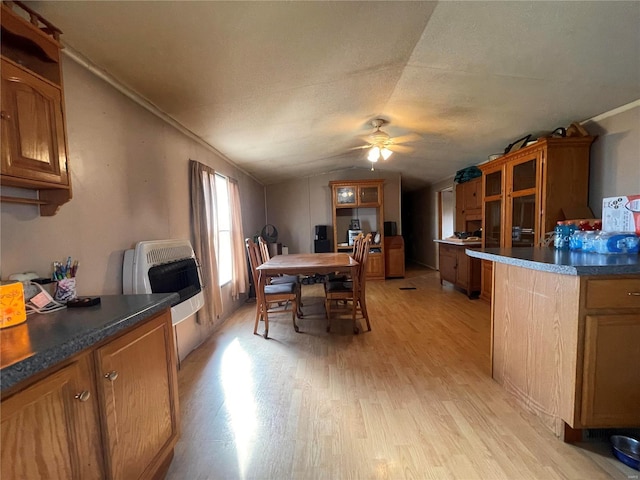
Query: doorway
[[438, 187, 454, 240]]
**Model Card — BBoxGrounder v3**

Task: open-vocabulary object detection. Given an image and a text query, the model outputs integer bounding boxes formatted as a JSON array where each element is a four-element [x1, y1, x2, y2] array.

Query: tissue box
[[602, 195, 640, 234], [1, 281, 27, 329]]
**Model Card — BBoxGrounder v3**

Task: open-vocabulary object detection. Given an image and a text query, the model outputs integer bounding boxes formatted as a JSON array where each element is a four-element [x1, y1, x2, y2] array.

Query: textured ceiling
[[27, 1, 640, 190]]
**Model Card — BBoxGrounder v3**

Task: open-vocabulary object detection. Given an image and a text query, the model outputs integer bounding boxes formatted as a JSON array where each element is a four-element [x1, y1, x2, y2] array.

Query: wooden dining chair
[[257, 236, 302, 315], [327, 232, 364, 283], [246, 238, 299, 338], [324, 233, 372, 334]]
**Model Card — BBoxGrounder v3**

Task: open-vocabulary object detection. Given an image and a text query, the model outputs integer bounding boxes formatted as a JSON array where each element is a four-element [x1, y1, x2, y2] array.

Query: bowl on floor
[[611, 435, 640, 470]]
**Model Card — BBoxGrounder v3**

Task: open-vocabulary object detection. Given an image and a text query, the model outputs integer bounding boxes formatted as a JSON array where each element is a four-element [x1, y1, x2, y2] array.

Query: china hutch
[[330, 179, 385, 280], [479, 136, 595, 301]]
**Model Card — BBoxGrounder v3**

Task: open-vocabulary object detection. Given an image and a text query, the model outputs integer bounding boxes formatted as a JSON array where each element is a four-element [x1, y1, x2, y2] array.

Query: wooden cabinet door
[[456, 248, 469, 289], [95, 312, 179, 480], [358, 184, 381, 206], [581, 314, 640, 427], [366, 252, 384, 279], [480, 260, 493, 303], [438, 244, 457, 285], [1, 354, 103, 480], [463, 178, 481, 211], [1, 59, 68, 186]]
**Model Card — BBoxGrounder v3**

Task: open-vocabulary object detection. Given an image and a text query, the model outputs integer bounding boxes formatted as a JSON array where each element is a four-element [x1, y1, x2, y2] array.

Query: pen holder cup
[[54, 278, 77, 302]]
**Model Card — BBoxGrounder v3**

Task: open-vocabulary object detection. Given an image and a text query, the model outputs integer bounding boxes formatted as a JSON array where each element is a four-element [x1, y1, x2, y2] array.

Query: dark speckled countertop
[[466, 247, 640, 275], [0, 293, 179, 393]]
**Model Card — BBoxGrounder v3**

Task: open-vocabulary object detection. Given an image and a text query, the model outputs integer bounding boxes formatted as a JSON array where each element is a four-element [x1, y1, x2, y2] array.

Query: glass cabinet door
[[485, 170, 502, 197], [359, 185, 380, 205], [511, 194, 536, 247], [335, 186, 357, 205], [508, 156, 538, 246], [484, 199, 502, 248], [512, 158, 536, 192]]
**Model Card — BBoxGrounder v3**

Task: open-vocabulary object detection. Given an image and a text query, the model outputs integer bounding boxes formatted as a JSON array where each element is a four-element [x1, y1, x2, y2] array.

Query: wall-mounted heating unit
[[123, 239, 205, 325]]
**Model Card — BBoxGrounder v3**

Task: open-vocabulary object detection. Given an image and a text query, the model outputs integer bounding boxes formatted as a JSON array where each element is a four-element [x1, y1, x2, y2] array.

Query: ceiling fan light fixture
[[368, 146, 380, 162], [381, 147, 393, 160]]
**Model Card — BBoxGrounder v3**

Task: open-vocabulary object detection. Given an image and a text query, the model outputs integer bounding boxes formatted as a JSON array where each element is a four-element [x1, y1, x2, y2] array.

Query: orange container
[[0, 281, 27, 329]]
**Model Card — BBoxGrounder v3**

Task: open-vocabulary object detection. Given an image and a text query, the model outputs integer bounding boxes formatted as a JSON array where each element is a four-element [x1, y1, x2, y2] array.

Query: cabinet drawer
[[586, 278, 640, 309]]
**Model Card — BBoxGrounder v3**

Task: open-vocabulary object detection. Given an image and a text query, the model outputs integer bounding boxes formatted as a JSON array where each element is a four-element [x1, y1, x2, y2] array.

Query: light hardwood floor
[[166, 266, 634, 480]]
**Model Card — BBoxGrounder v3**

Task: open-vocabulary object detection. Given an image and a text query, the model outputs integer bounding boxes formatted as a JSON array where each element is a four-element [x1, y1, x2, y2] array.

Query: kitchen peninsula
[[1, 294, 180, 480], [467, 247, 640, 440]]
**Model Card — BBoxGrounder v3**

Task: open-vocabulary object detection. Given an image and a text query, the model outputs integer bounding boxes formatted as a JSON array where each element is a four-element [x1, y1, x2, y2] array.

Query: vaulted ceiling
[[29, 1, 640, 190]]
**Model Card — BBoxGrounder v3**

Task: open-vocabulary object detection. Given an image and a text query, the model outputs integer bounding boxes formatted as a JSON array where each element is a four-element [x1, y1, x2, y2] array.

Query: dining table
[[255, 252, 359, 337]]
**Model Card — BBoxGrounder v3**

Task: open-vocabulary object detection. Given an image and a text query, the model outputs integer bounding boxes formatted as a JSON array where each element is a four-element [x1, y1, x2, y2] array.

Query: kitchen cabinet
[[330, 179, 385, 280], [1, 353, 103, 480], [436, 241, 481, 298], [96, 313, 179, 480], [455, 177, 482, 233], [492, 266, 640, 437], [0, 309, 179, 480], [0, 2, 71, 215], [579, 277, 640, 427], [384, 236, 405, 278], [480, 260, 492, 302], [479, 137, 594, 301]]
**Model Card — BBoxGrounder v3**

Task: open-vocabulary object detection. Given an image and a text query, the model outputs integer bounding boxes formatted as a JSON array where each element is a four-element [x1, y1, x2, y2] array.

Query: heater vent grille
[[146, 245, 194, 266]]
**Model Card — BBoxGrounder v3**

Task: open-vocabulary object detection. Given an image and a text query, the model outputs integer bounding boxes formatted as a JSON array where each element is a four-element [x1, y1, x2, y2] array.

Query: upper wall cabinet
[[330, 179, 385, 280], [455, 177, 482, 233], [1, 2, 71, 216], [333, 182, 382, 208]]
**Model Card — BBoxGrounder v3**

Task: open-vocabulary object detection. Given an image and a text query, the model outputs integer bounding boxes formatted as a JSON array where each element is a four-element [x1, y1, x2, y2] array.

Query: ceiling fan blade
[[348, 144, 371, 151], [389, 133, 421, 144], [388, 144, 413, 153]]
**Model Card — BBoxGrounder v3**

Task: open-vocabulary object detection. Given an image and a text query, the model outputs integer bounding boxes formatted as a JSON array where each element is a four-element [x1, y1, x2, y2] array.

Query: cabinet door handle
[[104, 370, 119, 381], [0, 111, 10, 120], [628, 292, 640, 296], [75, 390, 91, 402]]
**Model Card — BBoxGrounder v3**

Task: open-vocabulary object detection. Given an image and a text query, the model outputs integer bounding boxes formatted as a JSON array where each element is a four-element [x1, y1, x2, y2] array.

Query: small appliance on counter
[[347, 229, 363, 246], [0, 281, 27, 329]]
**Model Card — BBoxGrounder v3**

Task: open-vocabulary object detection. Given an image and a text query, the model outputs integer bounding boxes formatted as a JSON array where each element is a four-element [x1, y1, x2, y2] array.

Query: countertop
[[0, 293, 178, 393], [434, 238, 482, 246], [466, 247, 640, 276]]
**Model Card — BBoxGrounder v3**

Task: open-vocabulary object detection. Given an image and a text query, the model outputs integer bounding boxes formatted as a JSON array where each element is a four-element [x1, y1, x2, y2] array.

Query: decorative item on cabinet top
[[0, 1, 72, 216]]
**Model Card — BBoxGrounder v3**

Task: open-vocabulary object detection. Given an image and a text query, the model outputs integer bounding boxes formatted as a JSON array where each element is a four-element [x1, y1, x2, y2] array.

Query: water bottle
[[582, 231, 597, 253], [593, 232, 640, 254], [569, 230, 585, 251], [567, 223, 577, 245], [554, 221, 569, 250]]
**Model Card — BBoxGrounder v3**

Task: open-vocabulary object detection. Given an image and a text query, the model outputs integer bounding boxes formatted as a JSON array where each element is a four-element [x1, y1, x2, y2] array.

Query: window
[[215, 174, 232, 285]]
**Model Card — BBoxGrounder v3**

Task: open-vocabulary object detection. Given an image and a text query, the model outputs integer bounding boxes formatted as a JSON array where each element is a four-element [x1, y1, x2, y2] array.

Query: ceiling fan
[[351, 119, 420, 168]]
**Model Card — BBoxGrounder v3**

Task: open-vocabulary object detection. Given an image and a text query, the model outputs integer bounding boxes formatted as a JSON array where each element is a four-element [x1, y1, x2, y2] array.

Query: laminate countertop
[[433, 238, 482, 247], [0, 293, 178, 393], [466, 247, 640, 276]]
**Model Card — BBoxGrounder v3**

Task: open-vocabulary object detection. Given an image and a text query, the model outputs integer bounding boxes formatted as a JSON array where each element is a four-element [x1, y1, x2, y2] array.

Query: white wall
[[583, 101, 640, 215], [0, 57, 266, 360], [265, 168, 401, 254]]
